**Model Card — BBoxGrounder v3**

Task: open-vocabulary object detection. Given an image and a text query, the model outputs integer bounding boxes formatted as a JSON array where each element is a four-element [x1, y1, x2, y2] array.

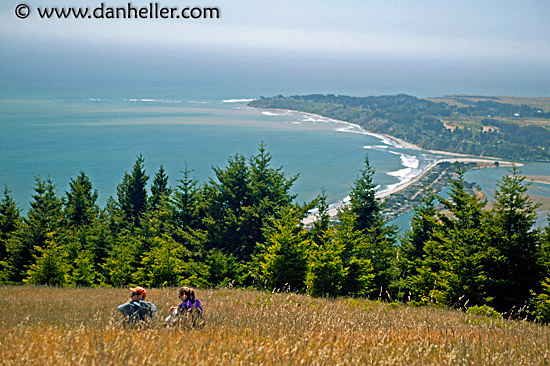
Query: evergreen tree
[[116, 155, 149, 227], [256, 206, 310, 292], [336, 209, 375, 297], [26, 232, 67, 285], [248, 143, 297, 208], [135, 234, 189, 287], [417, 166, 487, 307], [485, 166, 541, 312], [531, 219, 550, 322], [531, 277, 550, 323], [202, 153, 250, 256], [205, 248, 241, 287], [150, 165, 172, 211], [14, 178, 62, 282], [349, 155, 382, 232], [306, 227, 347, 297], [308, 188, 331, 245], [364, 223, 398, 299], [538, 220, 550, 281], [0, 188, 21, 283], [344, 155, 397, 297], [88, 211, 114, 268], [103, 233, 141, 286], [65, 171, 98, 227], [69, 250, 96, 286], [202, 145, 298, 259], [531, 220, 550, 322], [243, 143, 298, 257], [395, 193, 439, 300], [173, 164, 199, 230]]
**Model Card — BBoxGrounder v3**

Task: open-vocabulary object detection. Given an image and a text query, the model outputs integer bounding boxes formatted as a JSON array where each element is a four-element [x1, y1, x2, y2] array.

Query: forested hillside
[[249, 95, 550, 161], [1, 146, 549, 322]]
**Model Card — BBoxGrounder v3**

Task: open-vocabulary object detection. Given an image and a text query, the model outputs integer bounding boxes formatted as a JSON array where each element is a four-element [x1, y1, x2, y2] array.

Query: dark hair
[[178, 286, 196, 302]]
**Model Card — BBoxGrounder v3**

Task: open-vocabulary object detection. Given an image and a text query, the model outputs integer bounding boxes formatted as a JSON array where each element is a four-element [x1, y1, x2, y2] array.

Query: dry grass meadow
[[1, 286, 549, 365]]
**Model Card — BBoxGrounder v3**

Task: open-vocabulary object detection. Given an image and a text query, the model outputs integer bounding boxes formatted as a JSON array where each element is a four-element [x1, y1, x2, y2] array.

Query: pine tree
[[0, 188, 21, 283], [485, 166, 541, 312], [15, 178, 62, 282], [116, 155, 149, 227], [531, 277, 550, 323], [69, 250, 96, 286], [205, 248, 240, 287], [256, 206, 310, 292], [336, 209, 375, 297], [308, 188, 331, 245], [135, 234, 189, 287], [538, 220, 550, 281], [201, 145, 299, 260], [349, 155, 382, 232], [344, 155, 397, 297], [396, 193, 440, 301], [417, 166, 487, 307], [202, 153, 250, 256], [65, 171, 98, 227], [173, 164, 199, 230], [26, 232, 67, 286], [150, 165, 172, 211], [244, 143, 298, 257], [306, 227, 347, 297]]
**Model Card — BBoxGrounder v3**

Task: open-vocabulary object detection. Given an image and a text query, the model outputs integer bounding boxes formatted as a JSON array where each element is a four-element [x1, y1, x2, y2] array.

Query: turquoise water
[[1, 88, 548, 233], [0, 96, 436, 213]]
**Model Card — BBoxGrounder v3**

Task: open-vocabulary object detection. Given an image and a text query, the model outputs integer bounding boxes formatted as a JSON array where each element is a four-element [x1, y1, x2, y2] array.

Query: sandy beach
[[302, 157, 517, 224], [276, 108, 522, 225]]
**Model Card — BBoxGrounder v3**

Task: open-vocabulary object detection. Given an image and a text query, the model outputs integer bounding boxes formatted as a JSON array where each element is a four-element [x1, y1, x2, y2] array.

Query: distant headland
[[249, 94, 550, 162]]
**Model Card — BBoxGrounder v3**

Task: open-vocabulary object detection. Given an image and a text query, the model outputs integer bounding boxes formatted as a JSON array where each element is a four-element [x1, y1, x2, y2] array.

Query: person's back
[[118, 286, 157, 327], [118, 299, 157, 324]]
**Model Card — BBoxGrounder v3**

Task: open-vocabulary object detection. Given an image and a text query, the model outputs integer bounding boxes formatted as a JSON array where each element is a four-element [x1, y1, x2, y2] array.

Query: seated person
[[165, 286, 204, 328], [118, 286, 157, 326]]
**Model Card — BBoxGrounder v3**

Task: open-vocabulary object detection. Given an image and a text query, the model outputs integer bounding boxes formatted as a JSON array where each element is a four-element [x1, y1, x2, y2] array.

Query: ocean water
[[0, 93, 437, 214], [1, 81, 549, 234]]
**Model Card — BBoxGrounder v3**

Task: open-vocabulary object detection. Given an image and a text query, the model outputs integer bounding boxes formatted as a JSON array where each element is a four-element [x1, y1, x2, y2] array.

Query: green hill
[[249, 94, 550, 161]]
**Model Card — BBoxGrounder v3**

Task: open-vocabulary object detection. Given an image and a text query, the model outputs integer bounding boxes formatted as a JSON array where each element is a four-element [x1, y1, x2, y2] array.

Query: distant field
[[425, 95, 550, 130], [425, 95, 550, 111], [1, 286, 549, 365]]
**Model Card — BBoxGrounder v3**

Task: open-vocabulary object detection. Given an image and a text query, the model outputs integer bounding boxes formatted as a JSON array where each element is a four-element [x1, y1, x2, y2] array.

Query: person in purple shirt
[[165, 286, 205, 328]]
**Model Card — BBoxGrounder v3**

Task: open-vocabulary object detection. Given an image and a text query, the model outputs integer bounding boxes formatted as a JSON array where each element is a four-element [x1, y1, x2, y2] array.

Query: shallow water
[[1, 93, 548, 234], [0, 96, 437, 212]]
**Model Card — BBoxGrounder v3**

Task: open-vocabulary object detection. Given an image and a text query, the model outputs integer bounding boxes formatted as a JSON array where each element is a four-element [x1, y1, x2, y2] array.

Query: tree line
[[0, 145, 549, 322]]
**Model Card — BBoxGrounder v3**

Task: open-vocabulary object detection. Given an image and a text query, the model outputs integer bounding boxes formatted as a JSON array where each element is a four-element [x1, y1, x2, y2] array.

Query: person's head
[[178, 286, 195, 301], [129, 286, 146, 301]]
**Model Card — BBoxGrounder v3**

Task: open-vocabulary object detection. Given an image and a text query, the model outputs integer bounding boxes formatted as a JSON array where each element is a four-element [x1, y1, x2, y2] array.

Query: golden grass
[[424, 96, 550, 130], [1, 286, 549, 365]]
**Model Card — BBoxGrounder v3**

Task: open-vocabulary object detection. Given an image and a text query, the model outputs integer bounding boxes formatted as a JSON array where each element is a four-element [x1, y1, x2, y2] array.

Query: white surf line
[[247, 106, 516, 224], [302, 157, 518, 225]]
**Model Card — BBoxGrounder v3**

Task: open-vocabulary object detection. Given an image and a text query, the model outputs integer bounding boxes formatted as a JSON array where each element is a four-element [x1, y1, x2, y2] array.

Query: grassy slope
[[1, 286, 548, 365]]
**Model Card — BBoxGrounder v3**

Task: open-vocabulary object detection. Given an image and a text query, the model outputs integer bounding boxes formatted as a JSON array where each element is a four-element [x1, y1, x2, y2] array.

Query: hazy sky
[[1, 0, 549, 96]]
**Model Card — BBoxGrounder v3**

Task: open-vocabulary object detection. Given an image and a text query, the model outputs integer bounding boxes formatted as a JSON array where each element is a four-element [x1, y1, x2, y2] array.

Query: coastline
[[256, 107, 517, 179], [303, 158, 517, 224], [252, 107, 521, 224], [256, 106, 519, 164]]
